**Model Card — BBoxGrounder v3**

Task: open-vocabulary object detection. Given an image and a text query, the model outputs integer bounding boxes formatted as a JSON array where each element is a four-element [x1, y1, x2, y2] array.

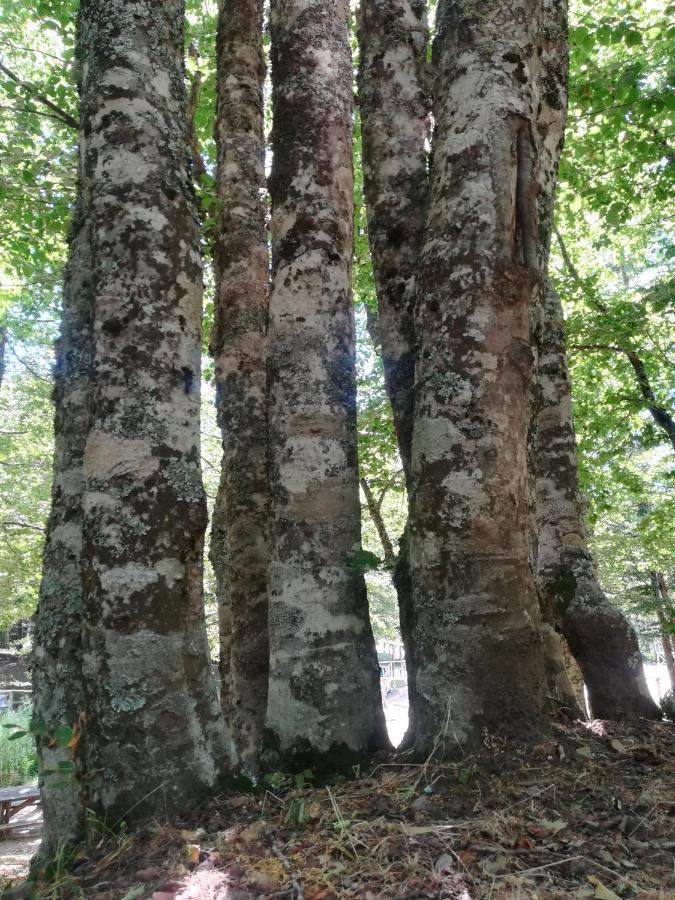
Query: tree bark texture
[[652, 572, 675, 689], [407, 0, 553, 754], [210, 0, 270, 770], [357, 0, 429, 748], [32, 186, 91, 856], [265, 0, 388, 762], [357, 0, 428, 482], [78, 0, 227, 822], [534, 285, 661, 720], [527, 0, 583, 720]]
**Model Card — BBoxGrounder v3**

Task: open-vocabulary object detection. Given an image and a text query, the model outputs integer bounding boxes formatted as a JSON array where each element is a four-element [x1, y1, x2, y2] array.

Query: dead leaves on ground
[[13, 719, 675, 899]]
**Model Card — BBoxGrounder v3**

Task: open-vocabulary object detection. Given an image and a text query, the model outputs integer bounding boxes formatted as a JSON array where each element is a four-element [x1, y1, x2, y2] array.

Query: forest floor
[[1, 718, 673, 900]]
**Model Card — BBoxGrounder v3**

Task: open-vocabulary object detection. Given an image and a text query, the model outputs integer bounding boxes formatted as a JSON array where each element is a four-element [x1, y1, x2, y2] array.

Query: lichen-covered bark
[[407, 0, 552, 754], [357, 0, 428, 748], [527, 0, 583, 720], [265, 0, 388, 761], [78, 0, 227, 822], [357, 0, 428, 480], [528, 5, 655, 720], [534, 286, 661, 720], [210, 0, 269, 770], [32, 188, 91, 857]]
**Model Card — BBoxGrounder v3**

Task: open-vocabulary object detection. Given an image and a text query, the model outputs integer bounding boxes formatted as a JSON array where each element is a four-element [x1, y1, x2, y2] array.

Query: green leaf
[[53, 724, 74, 747], [623, 30, 642, 46]]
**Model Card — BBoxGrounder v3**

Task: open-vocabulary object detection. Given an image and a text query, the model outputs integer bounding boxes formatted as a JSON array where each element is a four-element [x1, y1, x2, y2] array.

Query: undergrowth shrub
[[0, 700, 38, 787]]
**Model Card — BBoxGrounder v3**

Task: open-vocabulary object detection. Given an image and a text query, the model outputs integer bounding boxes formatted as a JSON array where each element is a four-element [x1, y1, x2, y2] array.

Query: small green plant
[[0, 700, 38, 787], [345, 548, 383, 576], [294, 768, 315, 790], [457, 764, 477, 785], [284, 796, 309, 826]]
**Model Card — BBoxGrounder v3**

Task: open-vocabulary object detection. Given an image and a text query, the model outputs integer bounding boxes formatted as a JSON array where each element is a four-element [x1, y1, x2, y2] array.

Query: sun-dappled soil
[[2, 719, 673, 899]]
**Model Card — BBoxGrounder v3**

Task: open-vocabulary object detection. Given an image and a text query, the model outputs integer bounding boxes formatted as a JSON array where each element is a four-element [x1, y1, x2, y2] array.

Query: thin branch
[[0, 41, 66, 63], [553, 224, 608, 314], [2, 520, 46, 533], [570, 344, 675, 451], [0, 101, 75, 126], [360, 477, 396, 565], [0, 60, 78, 129], [554, 226, 675, 450], [624, 350, 675, 451], [9, 344, 51, 383]]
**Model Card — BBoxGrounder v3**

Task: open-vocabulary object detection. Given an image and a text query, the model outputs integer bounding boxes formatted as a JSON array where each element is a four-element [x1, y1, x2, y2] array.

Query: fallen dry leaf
[[587, 874, 622, 900]]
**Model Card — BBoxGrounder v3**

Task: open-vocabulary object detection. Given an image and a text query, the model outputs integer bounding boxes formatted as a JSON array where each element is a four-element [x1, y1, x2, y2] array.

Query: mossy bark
[[357, 0, 429, 749], [210, 0, 270, 770], [407, 0, 553, 754], [534, 287, 661, 720], [527, 0, 583, 720], [265, 0, 389, 762], [32, 188, 91, 859], [78, 0, 227, 822]]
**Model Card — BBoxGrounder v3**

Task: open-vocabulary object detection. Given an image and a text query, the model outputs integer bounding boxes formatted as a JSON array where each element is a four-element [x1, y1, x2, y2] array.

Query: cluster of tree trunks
[[33, 0, 661, 859], [357, 0, 660, 751]]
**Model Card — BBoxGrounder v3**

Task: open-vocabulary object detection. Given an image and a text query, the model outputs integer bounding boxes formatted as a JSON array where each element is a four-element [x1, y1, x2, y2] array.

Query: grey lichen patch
[[209, 0, 271, 771], [69, 0, 228, 825], [404, 0, 559, 755], [265, 0, 388, 758], [533, 285, 661, 722]]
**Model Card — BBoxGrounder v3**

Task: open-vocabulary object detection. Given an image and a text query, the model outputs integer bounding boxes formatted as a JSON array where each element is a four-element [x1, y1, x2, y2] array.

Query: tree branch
[[360, 477, 396, 565], [555, 227, 675, 452], [0, 61, 78, 129], [570, 344, 675, 451], [2, 520, 45, 533], [624, 350, 675, 451], [553, 224, 608, 314]]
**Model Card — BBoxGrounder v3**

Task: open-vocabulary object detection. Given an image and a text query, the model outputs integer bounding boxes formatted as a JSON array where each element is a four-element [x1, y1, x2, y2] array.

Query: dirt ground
[[2, 719, 673, 899], [0, 805, 41, 885]]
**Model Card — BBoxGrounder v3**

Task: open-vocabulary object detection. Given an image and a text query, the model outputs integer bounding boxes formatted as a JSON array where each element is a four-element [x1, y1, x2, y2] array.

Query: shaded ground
[[0, 805, 41, 884], [2, 719, 673, 899]]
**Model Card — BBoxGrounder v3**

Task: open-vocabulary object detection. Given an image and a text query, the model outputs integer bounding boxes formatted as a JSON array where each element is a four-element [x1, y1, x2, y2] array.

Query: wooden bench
[[0, 784, 40, 833]]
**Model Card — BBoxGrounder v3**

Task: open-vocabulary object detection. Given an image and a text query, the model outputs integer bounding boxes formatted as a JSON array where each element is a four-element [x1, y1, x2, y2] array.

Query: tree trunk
[[265, 0, 388, 763], [31, 184, 91, 856], [357, 0, 429, 749], [526, 0, 583, 720], [210, 0, 269, 770], [652, 572, 675, 688], [357, 0, 428, 481], [534, 286, 661, 720], [79, 0, 227, 823], [407, 0, 550, 755], [0, 322, 7, 391]]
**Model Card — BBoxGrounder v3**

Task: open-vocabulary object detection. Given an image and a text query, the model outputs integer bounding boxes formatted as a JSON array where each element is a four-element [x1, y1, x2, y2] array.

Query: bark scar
[[515, 122, 538, 271]]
